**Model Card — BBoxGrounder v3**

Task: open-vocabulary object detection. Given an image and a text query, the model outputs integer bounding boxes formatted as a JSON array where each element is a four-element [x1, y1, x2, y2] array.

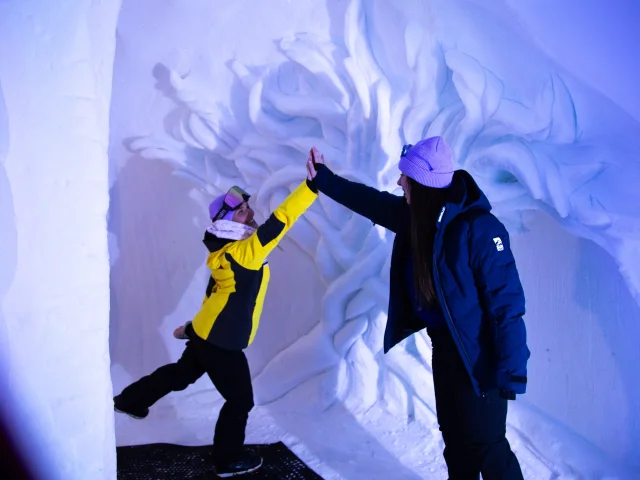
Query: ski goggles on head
[[213, 185, 251, 221], [400, 144, 413, 158]]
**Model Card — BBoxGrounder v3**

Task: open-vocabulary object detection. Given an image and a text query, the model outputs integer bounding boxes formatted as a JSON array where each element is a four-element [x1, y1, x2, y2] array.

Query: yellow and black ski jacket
[[191, 180, 317, 350]]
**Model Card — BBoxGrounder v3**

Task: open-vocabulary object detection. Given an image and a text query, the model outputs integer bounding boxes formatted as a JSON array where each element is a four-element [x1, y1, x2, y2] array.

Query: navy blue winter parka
[[314, 165, 530, 398]]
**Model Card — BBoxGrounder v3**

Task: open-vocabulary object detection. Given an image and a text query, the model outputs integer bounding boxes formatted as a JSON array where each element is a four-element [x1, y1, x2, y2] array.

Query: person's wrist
[[306, 177, 318, 193]]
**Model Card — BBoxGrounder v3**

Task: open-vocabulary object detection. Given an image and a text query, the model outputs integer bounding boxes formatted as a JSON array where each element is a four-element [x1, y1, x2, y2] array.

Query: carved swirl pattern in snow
[[132, 0, 640, 415]]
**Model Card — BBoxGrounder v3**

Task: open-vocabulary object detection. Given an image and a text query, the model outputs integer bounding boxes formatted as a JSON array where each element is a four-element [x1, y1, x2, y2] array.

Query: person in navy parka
[[307, 137, 529, 479]]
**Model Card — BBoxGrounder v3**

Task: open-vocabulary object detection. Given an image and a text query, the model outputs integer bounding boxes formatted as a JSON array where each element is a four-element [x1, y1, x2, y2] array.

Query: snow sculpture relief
[[132, 0, 640, 416]]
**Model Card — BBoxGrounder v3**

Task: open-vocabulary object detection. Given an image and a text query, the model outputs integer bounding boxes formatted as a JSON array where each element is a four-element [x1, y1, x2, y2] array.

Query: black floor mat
[[117, 442, 324, 480]]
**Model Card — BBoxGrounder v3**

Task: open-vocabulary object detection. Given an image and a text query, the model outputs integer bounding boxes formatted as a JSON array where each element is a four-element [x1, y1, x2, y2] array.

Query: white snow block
[[0, 1, 122, 479]]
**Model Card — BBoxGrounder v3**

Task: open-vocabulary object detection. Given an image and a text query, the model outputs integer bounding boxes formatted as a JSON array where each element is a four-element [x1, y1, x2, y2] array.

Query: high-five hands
[[306, 146, 325, 180]]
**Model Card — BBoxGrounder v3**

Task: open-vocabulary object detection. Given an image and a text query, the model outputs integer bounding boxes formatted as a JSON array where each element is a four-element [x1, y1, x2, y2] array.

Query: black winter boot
[[113, 395, 149, 420], [213, 453, 262, 477]]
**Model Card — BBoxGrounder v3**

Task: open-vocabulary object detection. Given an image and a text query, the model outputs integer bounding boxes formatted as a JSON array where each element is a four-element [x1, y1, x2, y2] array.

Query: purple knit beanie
[[398, 136, 454, 188], [208, 194, 234, 221]]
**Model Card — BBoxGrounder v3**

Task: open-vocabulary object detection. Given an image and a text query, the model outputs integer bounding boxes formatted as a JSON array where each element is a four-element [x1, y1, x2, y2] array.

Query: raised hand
[[306, 146, 325, 180]]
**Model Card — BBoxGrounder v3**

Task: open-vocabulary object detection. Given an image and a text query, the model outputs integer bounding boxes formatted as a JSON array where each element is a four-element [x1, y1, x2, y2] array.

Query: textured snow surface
[[106, 0, 640, 479], [0, 1, 121, 479]]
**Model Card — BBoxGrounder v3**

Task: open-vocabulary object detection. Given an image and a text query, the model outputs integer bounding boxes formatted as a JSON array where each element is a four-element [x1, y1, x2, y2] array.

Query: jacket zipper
[[434, 206, 486, 398]]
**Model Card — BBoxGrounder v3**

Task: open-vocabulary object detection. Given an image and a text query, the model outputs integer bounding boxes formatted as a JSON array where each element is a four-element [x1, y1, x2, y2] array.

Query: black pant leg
[[430, 328, 523, 480], [190, 337, 254, 461], [116, 340, 206, 410]]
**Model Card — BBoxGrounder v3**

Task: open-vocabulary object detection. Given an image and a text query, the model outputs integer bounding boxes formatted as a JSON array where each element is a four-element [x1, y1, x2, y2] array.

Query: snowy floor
[[115, 376, 556, 480]]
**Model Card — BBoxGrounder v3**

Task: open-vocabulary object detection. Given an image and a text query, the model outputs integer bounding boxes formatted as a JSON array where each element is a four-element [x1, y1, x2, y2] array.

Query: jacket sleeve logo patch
[[493, 237, 504, 251]]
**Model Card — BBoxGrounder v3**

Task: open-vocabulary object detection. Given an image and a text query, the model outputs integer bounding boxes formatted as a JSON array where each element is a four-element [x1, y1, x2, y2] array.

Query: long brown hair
[[407, 177, 450, 307]]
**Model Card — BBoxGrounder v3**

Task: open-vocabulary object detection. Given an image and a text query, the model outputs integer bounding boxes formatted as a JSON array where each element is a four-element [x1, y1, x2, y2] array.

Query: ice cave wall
[[0, 1, 121, 479], [108, 0, 640, 472]]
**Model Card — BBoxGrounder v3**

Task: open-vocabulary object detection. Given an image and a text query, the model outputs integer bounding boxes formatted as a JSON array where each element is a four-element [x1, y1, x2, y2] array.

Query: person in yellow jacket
[[113, 174, 318, 478]]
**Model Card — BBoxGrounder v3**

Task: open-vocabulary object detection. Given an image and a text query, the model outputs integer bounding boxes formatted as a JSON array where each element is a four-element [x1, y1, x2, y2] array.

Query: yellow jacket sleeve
[[224, 180, 317, 270]]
